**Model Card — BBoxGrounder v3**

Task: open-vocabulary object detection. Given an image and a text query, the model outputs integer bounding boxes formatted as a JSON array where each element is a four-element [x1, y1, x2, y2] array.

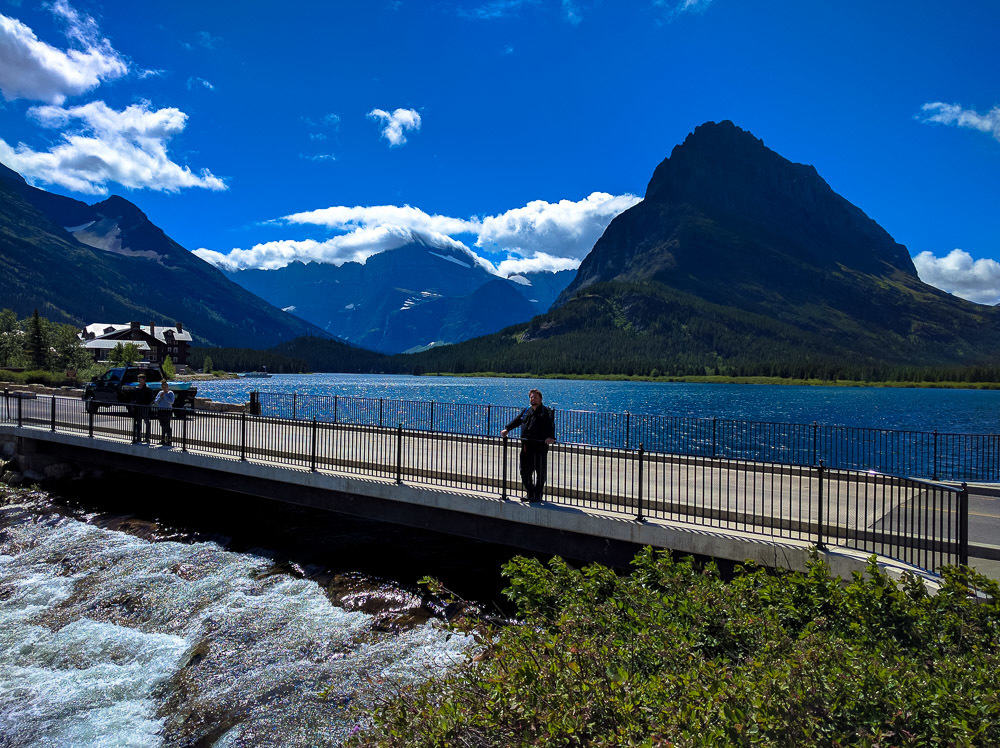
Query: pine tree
[[26, 309, 46, 370]]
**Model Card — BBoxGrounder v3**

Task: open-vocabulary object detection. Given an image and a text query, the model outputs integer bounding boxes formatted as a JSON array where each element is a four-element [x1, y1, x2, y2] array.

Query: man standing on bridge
[[501, 389, 556, 502]]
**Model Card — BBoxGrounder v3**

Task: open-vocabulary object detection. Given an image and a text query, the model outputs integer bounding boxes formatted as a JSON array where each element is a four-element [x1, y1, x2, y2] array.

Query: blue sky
[[1, 1, 999, 300]]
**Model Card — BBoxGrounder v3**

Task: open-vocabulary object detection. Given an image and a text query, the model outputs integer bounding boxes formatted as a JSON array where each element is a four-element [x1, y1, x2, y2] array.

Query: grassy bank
[[351, 551, 1000, 746], [423, 371, 1000, 389]]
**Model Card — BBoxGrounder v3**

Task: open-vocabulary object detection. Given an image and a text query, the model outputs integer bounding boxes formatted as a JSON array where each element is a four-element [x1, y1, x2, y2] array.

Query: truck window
[[144, 370, 162, 383]]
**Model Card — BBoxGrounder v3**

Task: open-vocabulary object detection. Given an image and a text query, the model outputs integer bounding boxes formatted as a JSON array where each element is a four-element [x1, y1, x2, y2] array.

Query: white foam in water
[[0, 504, 471, 746]]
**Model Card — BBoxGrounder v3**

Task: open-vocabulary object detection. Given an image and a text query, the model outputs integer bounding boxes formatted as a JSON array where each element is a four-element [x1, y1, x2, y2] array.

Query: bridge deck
[[2, 395, 967, 574]]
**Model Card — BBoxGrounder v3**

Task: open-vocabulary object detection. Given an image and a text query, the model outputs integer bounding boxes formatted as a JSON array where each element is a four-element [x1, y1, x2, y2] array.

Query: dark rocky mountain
[[0, 163, 326, 347], [392, 121, 1000, 377], [226, 241, 575, 353]]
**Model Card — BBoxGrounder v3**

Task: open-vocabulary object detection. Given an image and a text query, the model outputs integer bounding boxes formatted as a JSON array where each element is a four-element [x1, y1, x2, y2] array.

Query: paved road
[[4, 395, 982, 572]]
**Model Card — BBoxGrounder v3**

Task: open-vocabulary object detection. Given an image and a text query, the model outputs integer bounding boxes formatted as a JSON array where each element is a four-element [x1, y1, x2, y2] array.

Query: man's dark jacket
[[505, 405, 555, 444], [130, 384, 155, 416]]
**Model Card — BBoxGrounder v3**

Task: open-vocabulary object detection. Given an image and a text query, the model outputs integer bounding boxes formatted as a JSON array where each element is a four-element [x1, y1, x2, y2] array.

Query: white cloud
[[283, 203, 477, 236], [194, 226, 472, 272], [653, 0, 713, 21], [0, 100, 226, 193], [562, 0, 582, 24], [199, 191, 640, 274], [913, 249, 1000, 305], [299, 153, 336, 162], [496, 252, 581, 276], [368, 107, 421, 146], [475, 191, 642, 258], [919, 102, 1000, 142], [461, 0, 537, 20], [0, 4, 127, 104], [186, 76, 215, 91]]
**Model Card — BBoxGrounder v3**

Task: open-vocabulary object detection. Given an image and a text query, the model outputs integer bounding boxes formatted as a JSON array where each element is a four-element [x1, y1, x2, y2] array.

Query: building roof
[[82, 338, 151, 350], [80, 323, 193, 343]]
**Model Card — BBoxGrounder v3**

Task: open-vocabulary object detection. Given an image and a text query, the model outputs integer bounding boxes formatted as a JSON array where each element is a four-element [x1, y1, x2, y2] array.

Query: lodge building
[[78, 321, 192, 365]]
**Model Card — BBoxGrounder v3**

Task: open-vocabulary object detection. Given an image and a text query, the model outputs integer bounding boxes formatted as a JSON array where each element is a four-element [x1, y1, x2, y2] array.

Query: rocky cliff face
[[561, 120, 915, 307]]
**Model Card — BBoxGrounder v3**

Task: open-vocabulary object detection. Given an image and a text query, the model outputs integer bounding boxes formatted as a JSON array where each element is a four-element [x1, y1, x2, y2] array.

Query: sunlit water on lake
[[196, 374, 1000, 434]]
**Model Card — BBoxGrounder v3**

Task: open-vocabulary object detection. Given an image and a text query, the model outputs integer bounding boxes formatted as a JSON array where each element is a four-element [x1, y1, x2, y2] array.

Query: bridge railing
[[1, 393, 970, 574], [255, 391, 1000, 483]]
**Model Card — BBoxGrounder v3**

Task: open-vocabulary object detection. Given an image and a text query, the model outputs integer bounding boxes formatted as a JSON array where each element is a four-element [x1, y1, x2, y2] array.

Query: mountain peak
[[91, 194, 148, 222], [560, 121, 918, 307]]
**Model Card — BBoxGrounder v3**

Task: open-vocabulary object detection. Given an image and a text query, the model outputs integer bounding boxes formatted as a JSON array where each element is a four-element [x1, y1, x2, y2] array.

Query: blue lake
[[194, 374, 1000, 435]]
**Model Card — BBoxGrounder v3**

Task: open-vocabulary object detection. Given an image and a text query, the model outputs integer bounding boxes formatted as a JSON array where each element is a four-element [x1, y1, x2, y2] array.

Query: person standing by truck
[[131, 374, 155, 444], [154, 379, 175, 446], [501, 388, 556, 502]]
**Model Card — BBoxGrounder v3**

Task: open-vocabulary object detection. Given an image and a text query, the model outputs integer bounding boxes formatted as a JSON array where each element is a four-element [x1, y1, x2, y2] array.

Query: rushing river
[[0, 485, 501, 747], [195, 374, 1000, 434]]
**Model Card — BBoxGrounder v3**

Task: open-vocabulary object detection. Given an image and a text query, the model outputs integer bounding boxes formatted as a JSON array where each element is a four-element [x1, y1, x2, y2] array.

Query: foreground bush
[[353, 551, 1000, 746]]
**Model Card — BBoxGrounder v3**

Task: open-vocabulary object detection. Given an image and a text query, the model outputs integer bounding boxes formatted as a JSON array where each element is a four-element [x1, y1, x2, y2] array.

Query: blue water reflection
[[196, 374, 1000, 434]]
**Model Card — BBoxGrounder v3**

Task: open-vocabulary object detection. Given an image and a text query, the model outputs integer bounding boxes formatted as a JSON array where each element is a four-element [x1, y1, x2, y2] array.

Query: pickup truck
[[82, 365, 197, 415]]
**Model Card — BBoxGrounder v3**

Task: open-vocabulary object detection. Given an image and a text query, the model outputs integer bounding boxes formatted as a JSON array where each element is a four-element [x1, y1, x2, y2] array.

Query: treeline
[[245, 331, 1000, 383], [187, 346, 308, 374], [190, 277, 1000, 383]]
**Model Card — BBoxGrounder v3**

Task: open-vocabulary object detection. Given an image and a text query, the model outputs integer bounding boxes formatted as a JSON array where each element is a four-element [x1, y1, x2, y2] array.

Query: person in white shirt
[[154, 379, 176, 446]]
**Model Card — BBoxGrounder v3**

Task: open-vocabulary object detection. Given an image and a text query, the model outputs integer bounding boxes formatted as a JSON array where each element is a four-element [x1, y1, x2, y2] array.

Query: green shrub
[[351, 551, 1000, 746], [0, 369, 76, 387]]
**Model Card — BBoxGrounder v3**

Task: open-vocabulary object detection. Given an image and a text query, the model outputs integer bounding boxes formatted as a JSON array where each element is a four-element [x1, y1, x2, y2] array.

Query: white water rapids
[[0, 498, 471, 746]]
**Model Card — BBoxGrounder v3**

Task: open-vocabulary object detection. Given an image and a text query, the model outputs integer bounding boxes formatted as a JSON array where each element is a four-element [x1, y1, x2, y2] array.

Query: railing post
[[17, 396, 22, 428], [812, 421, 818, 465], [379, 398, 384, 428], [182, 410, 187, 452], [486, 404, 491, 436], [429, 402, 434, 432], [501, 434, 508, 500], [932, 430, 939, 481], [240, 411, 247, 461], [395, 424, 403, 484], [625, 411, 630, 449], [50, 395, 56, 432], [2, 388, 7, 421], [88, 407, 94, 438], [311, 416, 318, 471], [816, 459, 825, 549], [292, 392, 297, 421], [959, 482, 969, 566], [333, 395, 338, 424], [712, 417, 717, 458], [635, 443, 645, 522]]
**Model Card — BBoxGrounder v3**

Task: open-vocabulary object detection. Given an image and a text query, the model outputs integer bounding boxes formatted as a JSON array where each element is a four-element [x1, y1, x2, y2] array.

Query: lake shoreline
[[421, 372, 1000, 390]]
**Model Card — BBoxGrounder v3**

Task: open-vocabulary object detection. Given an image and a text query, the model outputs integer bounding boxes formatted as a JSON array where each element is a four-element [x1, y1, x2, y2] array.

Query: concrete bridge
[[0, 393, 976, 580]]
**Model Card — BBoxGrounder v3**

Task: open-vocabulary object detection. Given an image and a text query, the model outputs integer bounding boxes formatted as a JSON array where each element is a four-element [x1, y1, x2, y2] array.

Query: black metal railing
[[0, 392, 970, 574], [254, 391, 1000, 483]]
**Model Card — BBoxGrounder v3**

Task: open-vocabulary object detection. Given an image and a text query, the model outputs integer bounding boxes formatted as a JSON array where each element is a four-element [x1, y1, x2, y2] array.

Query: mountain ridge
[[0, 163, 328, 347]]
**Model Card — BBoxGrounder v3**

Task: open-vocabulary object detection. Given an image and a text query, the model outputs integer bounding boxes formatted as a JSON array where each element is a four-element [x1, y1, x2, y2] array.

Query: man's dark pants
[[131, 406, 152, 443], [520, 441, 549, 499]]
